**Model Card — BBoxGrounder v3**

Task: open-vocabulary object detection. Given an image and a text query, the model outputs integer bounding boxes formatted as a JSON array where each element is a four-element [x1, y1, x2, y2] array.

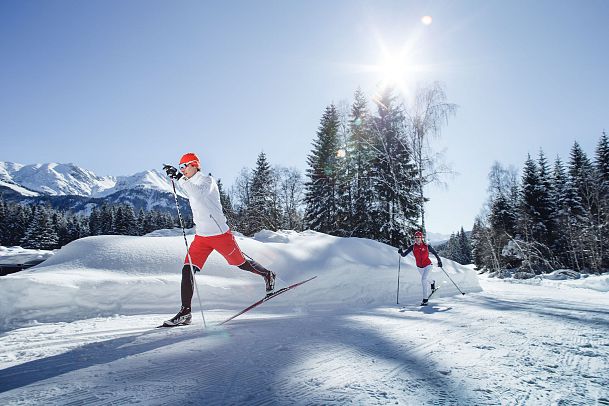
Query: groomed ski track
[[1, 276, 608, 405]]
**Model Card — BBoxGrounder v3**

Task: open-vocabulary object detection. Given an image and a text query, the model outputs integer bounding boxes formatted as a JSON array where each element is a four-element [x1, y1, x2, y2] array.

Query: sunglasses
[[179, 160, 197, 170]]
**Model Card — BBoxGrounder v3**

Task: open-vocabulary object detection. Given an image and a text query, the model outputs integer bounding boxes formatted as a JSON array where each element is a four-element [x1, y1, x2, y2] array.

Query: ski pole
[[440, 266, 466, 295], [396, 255, 401, 304], [169, 177, 207, 328]]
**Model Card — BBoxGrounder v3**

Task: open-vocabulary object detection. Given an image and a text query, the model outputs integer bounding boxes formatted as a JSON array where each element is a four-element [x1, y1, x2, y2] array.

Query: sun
[[378, 54, 411, 86]]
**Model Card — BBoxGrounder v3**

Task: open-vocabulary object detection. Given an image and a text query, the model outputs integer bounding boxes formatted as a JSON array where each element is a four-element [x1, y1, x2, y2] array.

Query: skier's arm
[[428, 245, 443, 267], [398, 245, 414, 257]]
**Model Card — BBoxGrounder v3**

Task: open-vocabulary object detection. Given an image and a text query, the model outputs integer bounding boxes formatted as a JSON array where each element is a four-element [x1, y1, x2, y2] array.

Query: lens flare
[[421, 15, 432, 25], [336, 149, 346, 158]]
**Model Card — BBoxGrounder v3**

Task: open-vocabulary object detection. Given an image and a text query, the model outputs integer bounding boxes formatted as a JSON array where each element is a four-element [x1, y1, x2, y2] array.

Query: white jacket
[[178, 171, 229, 236]]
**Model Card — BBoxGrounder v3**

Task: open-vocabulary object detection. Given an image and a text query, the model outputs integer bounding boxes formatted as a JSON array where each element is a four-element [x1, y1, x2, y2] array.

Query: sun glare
[[421, 15, 433, 25]]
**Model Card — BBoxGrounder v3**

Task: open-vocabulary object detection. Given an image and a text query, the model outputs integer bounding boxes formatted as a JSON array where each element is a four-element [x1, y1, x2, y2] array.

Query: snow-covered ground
[[0, 246, 54, 266], [0, 231, 608, 405]]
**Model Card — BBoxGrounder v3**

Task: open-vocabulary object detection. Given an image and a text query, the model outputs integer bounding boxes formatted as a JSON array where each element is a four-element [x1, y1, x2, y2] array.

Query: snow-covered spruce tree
[[552, 157, 584, 270], [2, 203, 32, 246], [304, 105, 341, 235], [114, 204, 138, 235], [458, 227, 473, 264], [99, 204, 115, 235], [334, 101, 353, 237], [470, 217, 488, 271], [516, 153, 555, 273], [568, 141, 600, 271], [594, 131, 609, 269], [438, 232, 464, 264], [405, 82, 457, 234], [137, 209, 146, 235], [88, 206, 102, 236], [217, 178, 238, 230], [346, 88, 376, 238], [21, 205, 59, 250], [367, 88, 419, 246], [52, 211, 69, 247], [244, 152, 279, 235], [65, 215, 89, 242]]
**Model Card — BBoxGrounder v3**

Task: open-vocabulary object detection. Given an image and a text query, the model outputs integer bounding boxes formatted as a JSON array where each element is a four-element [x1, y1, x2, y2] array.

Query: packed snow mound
[[0, 230, 480, 330], [0, 246, 54, 265]]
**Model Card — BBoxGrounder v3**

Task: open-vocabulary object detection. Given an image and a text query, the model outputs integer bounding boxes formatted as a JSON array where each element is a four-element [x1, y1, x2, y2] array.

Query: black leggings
[[181, 264, 199, 308], [180, 260, 270, 308]]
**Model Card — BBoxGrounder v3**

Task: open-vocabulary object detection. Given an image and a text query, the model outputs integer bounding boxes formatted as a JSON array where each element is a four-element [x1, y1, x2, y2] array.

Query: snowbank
[[0, 246, 54, 265], [495, 271, 609, 293], [0, 231, 480, 330]]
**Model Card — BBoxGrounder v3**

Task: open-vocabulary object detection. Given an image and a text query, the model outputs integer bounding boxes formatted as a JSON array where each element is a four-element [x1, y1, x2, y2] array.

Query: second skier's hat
[[179, 152, 200, 169], [414, 231, 423, 238]]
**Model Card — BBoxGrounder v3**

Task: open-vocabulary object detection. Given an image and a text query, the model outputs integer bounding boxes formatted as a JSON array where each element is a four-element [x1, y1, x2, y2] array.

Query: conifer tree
[[458, 227, 472, 264], [368, 88, 418, 246], [347, 88, 375, 237], [594, 131, 609, 268], [552, 157, 583, 270], [568, 141, 599, 270], [245, 152, 278, 235], [304, 105, 341, 234], [21, 205, 59, 250]]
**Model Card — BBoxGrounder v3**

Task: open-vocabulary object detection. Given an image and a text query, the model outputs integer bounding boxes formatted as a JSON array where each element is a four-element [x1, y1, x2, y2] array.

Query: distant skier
[[161, 152, 276, 326], [398, 230, 443, 306]]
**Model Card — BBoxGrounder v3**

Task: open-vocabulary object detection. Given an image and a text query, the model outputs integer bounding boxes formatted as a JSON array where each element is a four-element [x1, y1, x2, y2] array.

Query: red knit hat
[[179, 152, 200, 168], [414, 231, 423, 238]]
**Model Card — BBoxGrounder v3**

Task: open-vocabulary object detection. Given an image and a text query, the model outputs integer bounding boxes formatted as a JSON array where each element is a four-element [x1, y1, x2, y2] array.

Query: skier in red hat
[[398, 230, 443, 306], [162, 152, 276, 326]]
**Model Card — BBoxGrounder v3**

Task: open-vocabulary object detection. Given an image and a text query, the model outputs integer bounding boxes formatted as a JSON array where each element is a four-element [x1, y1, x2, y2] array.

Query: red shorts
[[185, 231, 246, 270]]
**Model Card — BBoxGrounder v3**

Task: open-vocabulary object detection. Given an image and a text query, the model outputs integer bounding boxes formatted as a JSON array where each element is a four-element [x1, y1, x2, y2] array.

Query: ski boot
[[420, 298, 429, 306], [265, 271, 276, 295], [163, 306, 192, 327]]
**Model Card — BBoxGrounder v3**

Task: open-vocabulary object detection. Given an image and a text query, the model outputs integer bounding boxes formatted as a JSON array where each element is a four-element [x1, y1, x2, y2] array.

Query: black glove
[[437, 260, 443, 268], [398, 248, 404, 256], [163, 164, 182, 180]]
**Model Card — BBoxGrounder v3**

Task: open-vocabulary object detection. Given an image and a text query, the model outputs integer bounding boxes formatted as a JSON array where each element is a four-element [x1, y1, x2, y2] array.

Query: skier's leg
[[420, 265, 433, 298], [180, 236, 211, 308], [180, 264, 202, 308], [418, 267, 427, 299], [212, 231, 276, 292]]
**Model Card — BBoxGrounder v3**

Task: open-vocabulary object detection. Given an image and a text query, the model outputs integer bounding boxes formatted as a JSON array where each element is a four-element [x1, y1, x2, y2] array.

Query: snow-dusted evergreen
[[304, 105, 341, 235], [302, 88, 445, 247], [473, 133, 609, 275]]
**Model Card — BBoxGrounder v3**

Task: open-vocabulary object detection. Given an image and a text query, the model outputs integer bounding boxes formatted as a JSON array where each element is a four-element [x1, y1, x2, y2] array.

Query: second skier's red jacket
[[401, 243, 441, 268]]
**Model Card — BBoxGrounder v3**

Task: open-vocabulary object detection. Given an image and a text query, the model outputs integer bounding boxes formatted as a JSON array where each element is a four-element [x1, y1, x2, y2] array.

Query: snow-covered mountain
[[0, 162, 115, 196], [0, 162, 186, 213], [0, 162, 177, 198]]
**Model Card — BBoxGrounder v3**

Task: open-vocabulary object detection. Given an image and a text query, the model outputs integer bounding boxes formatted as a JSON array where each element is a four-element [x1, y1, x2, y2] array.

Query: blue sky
[[1, 1, 608, 235]]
